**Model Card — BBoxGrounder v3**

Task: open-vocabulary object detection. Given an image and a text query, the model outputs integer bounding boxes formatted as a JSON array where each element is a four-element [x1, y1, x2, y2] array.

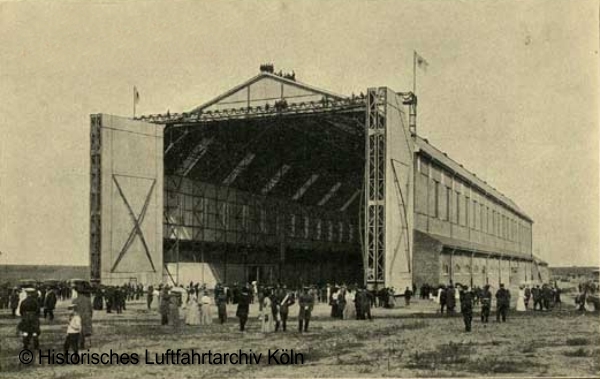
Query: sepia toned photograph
[[0, 0, 599, 378]]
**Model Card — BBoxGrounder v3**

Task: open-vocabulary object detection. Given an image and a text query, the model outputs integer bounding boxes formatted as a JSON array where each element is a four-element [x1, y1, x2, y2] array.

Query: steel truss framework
[[137, 96, 367, 125], [90, 115, 102, 281], [364, 88, 387, 286]]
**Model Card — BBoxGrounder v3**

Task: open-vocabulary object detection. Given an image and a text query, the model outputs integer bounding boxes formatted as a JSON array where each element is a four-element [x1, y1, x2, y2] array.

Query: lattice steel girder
[[362, 87, 415, 290], [90, 115, 102, 282], [364, 89, 386, 286]]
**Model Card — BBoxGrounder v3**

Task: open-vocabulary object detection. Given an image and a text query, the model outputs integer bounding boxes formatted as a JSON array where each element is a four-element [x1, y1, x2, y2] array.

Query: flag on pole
[[134, 86, 140, 104], [133, 86, 140, 118], [415, 52, 429, 72]]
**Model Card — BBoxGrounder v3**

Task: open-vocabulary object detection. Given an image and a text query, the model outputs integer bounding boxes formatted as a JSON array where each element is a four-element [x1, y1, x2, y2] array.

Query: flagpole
[[413, 50, 417, 94]]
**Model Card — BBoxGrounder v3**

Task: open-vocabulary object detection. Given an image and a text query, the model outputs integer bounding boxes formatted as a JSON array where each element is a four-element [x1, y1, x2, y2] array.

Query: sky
[[0, 0, 598, 267]]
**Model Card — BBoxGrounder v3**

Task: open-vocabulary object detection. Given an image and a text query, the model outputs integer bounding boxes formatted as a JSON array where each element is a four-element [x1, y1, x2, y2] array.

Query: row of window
[[431, 181, 527, 242], [443, 263, 525, 274], [167, 194, 356, 244], [417, 156, 530, 244]]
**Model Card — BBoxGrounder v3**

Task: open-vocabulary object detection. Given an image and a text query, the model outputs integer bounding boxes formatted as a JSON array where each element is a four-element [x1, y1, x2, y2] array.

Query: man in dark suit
[[19, 288, 41, 350], [480, 284, 492, 323], [298, 287, 315, 332], [496, 283, 511, 322], [236, 286, 251, 332], [460, 285, 474, 332], [44, 287, 57, 321]]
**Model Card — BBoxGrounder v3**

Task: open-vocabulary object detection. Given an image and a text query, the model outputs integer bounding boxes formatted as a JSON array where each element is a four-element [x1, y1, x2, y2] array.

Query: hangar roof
[[139, 70, 531, 223], [191, 72, 347, 113]]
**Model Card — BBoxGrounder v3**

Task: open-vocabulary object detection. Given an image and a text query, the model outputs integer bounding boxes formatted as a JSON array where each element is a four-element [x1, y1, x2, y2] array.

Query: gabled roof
[[190, 72, 347, 113], [415, 136, 532, 222]]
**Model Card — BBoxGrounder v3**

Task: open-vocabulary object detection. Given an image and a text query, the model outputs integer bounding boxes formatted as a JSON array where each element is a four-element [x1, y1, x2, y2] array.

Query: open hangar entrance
[[90, 70, 415, 290]]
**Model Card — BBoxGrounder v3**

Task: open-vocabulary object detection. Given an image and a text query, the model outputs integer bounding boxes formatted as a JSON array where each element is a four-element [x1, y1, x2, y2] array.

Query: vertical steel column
[[90, 115, 102, 282], [364, 89, 386, 287]]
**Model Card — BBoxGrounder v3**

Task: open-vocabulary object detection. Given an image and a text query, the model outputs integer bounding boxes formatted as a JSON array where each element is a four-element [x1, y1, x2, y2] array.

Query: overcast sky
[[1, 0, 598, 267]]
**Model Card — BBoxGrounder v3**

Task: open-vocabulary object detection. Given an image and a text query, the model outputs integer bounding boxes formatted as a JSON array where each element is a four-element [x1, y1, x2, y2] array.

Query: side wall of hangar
[[90, 71, 536, 290]]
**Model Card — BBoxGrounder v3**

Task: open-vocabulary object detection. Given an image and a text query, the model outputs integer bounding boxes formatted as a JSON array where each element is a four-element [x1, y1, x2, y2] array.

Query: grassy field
[[1, 297, 598, 378]]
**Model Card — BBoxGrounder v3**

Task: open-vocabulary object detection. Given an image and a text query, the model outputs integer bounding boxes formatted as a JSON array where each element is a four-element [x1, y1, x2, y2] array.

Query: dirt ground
[[1, 297, 598, 378]]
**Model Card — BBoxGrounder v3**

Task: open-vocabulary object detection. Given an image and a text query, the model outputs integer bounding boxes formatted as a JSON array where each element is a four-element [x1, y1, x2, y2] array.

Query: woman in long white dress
[[185, 293, 201, 325], [261, 294, 274, 333], [200, 292, 212, 325], [343, 289, 356, 320], [516, 286, 527, 311]]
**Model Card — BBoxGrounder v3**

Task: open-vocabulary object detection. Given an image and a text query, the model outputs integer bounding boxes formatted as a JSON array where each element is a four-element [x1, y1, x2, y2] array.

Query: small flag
[[134, 86, 140, 104], [415, 52, 429, 72]]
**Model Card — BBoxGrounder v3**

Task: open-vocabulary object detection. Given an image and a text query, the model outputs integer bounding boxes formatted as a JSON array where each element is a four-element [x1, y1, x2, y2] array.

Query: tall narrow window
[[445, 187, 451, 221], [465, 196, 470, 227], [480, 203, 485, 232], [434, 182, 440, 218], [455, 191, 460, 224], [472, 200, 478, 229]]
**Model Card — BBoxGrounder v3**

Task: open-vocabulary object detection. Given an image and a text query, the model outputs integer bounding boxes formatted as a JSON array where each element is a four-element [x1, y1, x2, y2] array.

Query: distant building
[[0, 264, 88, 285], [550, 266, 599, 283]]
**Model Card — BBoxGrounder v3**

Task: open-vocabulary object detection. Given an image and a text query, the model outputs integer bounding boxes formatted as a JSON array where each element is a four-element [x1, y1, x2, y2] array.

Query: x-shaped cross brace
[[110, 175, 157, 273]]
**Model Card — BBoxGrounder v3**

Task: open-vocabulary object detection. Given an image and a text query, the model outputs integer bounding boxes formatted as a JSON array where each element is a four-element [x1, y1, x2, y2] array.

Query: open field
[[1, 298, 599, 378]]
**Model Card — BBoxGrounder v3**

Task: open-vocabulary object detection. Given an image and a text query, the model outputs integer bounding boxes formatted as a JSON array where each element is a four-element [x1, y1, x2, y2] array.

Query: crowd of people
[[151, 282, 315, 333], [3, 277, 598, 355], [423, 282, 564, 314], [0, 283, 75, 318]]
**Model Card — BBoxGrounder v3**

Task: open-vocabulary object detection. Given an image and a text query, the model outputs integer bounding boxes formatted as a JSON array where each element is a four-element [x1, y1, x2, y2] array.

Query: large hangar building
[[89, 67, 539, 290]]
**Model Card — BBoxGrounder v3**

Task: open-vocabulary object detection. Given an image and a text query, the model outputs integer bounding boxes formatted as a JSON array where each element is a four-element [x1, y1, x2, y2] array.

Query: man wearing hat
[[72, 283, 93, 348], [459, 285, 474, 332], [159, 286, 170, 325], [480, 284, 492, 324], [64, 303, 82, 355], [298, 286, 314, 333], [18, 288, 40, 350], [236, 286, 251, 332], [278, 285, 295, 332], [215, 283, 228, 324], [44, 287, 58, 321], [495, 283, 511, 322]]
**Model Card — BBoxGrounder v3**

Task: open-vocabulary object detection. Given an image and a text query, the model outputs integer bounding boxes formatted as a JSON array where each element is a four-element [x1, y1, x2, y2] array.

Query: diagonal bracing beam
[[340, 189, 361, 212], [318, 182, 342, 206], [110, 176, 157, 273], [292, 174, 320, 201], [176, 137, 214, 177], [261, 164, 291, 195], [222, 153, 256, 186]]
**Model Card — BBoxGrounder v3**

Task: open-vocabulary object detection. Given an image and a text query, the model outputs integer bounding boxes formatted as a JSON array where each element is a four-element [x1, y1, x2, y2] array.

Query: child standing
[[64, 304, 82, 355]]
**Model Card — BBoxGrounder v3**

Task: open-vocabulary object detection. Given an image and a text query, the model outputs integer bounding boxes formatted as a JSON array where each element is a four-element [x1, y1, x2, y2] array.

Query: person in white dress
[[261, 293, 274, 333], [15, 288, 28, 317], [184, 293, 201, 325], [343, 289, 356, 320], [200, 292, 212, 325], [516, 286, 527, 311]]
